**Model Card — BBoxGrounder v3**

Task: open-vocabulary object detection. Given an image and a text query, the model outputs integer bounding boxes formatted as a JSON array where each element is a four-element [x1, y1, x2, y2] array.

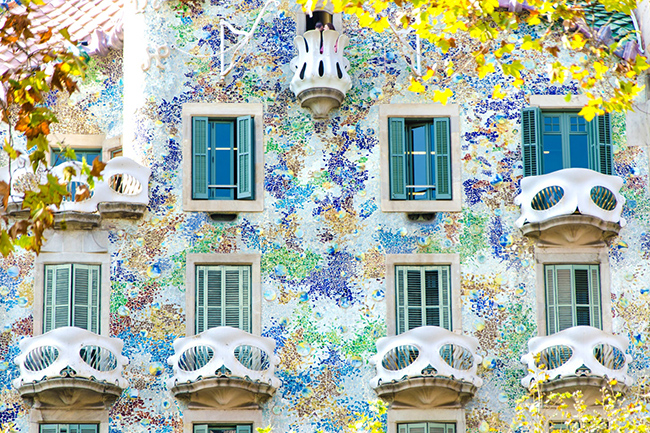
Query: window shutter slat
[[389, 118, 407, 199], [90, 267, 100, 334], [196, 266, 206, 334], [545, 265, 557, 335], [521, 107, 541, 176], [593, 114, 613, 175], [54, 265, 72, 329], [72, 265, 91, 331], [236, 116, 254, 199], [192, 117, 210, 199], [407, 423, 427, 433], [206, 268, 223, 330], [193, 425, 208, 433], [79, 425, 98, 433], [236, 426, 252, 433], [429, 423, 447, 433], [589, 265, 602, 329], [40, 425, 60, 433], [44, 267, 55, 333], [433, 118, 452, 199], [440, 266, 451, 330], [241, 267, 251, 333], [396, 267, 406, 334], [224, 268, 242, 329], [398, 425, 408, 433]]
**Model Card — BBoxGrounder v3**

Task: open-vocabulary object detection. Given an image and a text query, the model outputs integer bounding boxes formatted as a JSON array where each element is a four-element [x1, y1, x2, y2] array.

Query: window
[[182, 104, 263, 213], [395, 265, 451, 334], [43, 264, 100, 334], [192, 116, 254, 201], [52, 149, 102, 166], [545, 264, 601, 335], [522, 108, 612, 176], [389, 118, 451, 201], [110, 148, 123, 159], [195, 265, 251, 334], [305, 10, 332, 30], [398, 422, 456, 433], [40, 425, 98, 433], [193, 425, 252, 433]]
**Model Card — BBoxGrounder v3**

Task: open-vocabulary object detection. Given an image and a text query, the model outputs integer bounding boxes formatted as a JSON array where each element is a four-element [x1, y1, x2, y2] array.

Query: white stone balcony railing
[[0, 155, 150, 222], [13, 327, 128, 408], [290, 29, 352, 119], [167, 327, 280, 409], [521, 326, 633, 391], [370, 326, 482, 407], [515, 168, 626, 228]]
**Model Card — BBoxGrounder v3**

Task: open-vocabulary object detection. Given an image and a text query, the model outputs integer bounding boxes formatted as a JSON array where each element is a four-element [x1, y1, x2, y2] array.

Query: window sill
[[380, 195, 462, 213], [183, 198, 264, 213]]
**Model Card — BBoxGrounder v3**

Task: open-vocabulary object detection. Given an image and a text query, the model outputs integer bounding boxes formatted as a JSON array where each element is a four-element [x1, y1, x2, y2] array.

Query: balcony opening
[[305, 11, 332, 31]]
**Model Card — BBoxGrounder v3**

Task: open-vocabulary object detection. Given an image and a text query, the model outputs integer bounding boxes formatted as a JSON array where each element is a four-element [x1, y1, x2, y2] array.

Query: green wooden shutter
[[192, 117, 210, 199], [445, 424, 456, 433], [555, 266, 575, 332], [40, 425, 60, 433], [398, 424, 408, 433], [589, 114, 612, 175], [67, 425, 78, 433], [224, 267, 247, 330], [407, 423, 427, 433], [433, 118, 452, 199], [236, 116, 254, 200], [440, 266, 451, 331], [78, 426, 98, 433], [589, 266, 602, 330], [545, 265, 558, 335], [396, 267, 406, 334], [72, 265, 100, 333], [521, 107, 542, 176], [44, 266, 55, 333], [196, 266, 206, 333], [428, 423, 447, 433], [48, 265, 72, 331], [193, 425, 208, 433], [206, 266, 223, 330], [236, 426, 252, 433], [389, 118, 407, 199], [406, 267, 423, 331]]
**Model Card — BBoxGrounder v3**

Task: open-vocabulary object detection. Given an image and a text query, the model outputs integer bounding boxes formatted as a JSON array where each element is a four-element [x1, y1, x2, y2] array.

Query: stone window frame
[[183, 409, 263, 433], [33, 232, 111, 337], [29, 406, 108, 433], [181, 103, 265, 213], [48, 133, 122, 163], [385, 254, 462, 336], [379, 104, 462, 213], [387, 408, 466, 433], [535, 247, 612, 336], [185, 253, 262, 336]]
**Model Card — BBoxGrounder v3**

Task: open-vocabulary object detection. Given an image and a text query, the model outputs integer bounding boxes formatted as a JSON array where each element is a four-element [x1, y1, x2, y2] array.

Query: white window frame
[[33, 232, 111, 337], [535, 247, 612, 336], [30, 411, 107, 433], [48, 133, 122, 163], [388, 408, 465, 433], [185, 253, 262, 336], [385, 254, 461, 336], [182, 103, 264, 213], [379, 104, 462, 213]]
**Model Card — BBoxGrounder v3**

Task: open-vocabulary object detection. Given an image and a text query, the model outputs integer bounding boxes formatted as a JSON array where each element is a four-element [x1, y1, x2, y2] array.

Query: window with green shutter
[[193, 424, 252, 433], [545, 264, 602, 335], [397, 422, 456, 433], [192, 116, 254, 200], [389, 118, 452, 200], [43, 264, 100, 334], [40, 424, 99, 433], [395, 266, 452, 334], [196, 265, 251, 334], [521, 108, 612, 176]]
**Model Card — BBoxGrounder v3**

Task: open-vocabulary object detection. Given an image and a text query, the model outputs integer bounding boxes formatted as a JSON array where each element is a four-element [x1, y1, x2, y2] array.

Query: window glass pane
[[542, 115, 563, 174], [410, 124, 429, 200], [211, 121, 234, 199], [568, 134, 589, 169], [52, 149, 102, 166]]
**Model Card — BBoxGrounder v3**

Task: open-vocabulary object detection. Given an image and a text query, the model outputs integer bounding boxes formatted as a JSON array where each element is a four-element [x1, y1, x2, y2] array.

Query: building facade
[[2, 1, 650, 432]]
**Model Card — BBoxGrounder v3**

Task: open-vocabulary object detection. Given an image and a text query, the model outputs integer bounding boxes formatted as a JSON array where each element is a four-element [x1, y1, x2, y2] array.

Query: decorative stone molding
[[290, 29, 351, 119], [515, 168, 625, 246], [521, 326, 632, 401], [13, 327, 129, 409], [370, 326, 482, 408], [167, 327, 280, 409]]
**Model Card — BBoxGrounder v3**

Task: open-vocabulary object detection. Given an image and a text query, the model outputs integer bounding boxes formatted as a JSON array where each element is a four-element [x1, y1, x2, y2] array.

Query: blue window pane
[[410, 124, 429, 200], [570, 116, 586, 132], [544, 117, 560, 132], [210, 122, 234, 200], [542, 134, 564, 174], [569, 135, 589, 169]]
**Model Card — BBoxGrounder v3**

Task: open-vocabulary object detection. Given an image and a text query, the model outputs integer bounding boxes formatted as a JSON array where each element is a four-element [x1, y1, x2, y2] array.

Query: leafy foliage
[[300, 0, 649, 118], [0, 0, 103, 255]]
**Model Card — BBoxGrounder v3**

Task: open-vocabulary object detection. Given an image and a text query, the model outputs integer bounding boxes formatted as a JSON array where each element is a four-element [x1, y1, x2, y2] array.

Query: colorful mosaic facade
[[1, 1, 650, 432]]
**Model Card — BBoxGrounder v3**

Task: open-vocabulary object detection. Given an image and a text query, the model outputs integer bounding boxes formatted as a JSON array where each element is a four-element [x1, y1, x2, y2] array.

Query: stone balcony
[[521, 326, 632, 403], [514, 168, 625, 246], [1, 155, 151, 228], [167, 327, 280, 409], [370, 326, 483, 408], [290, 29, 352, 119], [13, 327, 129, 409]]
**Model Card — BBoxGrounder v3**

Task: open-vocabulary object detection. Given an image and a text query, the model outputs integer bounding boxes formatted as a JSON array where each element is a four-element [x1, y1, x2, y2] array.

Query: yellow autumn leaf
[[408, 77, 426, 93], [422, 68, 435, 81], [492, 84, 506, 99], [433, 88, 453, 105], [477, 62, 495, 79]]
